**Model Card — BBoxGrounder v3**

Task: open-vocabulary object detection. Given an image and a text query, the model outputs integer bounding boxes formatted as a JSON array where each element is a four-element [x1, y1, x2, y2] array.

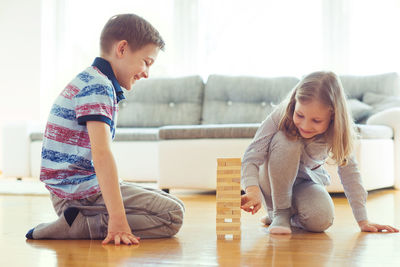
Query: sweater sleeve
[[241, 108, 281, 189], [337, 155, 368, 222]]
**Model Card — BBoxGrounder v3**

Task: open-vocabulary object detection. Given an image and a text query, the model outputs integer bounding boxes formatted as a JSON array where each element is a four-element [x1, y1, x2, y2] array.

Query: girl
[[240, 71, 399, 234]]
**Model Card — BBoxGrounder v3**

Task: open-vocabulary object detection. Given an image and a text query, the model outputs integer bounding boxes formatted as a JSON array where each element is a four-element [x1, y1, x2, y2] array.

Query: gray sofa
[[2, 73, 400, 192], [118, 73, 400, 192]]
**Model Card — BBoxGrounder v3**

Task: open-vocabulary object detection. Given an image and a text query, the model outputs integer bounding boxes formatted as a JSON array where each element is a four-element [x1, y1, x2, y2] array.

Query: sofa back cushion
[[340, 72, 400, 100], [117, 76, 204, 127], [202, 75, 299, 124]]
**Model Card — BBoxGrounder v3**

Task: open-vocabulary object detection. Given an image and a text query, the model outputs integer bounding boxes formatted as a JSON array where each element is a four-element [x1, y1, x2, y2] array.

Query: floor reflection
[[26, 237, 183, 266]]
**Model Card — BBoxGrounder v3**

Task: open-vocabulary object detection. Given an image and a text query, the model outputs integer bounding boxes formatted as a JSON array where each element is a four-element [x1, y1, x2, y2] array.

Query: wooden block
[[216, 222, 240, 228], [217, 172, 242, 182], [216, 197, 241, 201], [216, 214, 241, 219], [217, 209, 241, 216], [217, 191, 240, 197], [217, 189, 240, 194], [216, 209, 239, 216], [216, 185, 232, 191], [216, 218, 240, 223], [217, 165, 242, 172], [217, 178, 240, 184], [217, 181, 241, 185], [216, 201, 240, 207], [216, 199, 241, 206], [217, 194, 240, 200], [217, 158, 241, 164], [217, 159, 227, 166], [217, 205, 240, 212], [216, 186, 241, 192], [216, 224, 240, 229], [216, 230, 241, 235], [216, 194, 240, 200], [217, 234, 225, 240], [216, 226, 240, 232], [217, 158, 241, 166], [216, 207, 235, 213], [217, 206, 241, 214], [216, 181, 241, 187], [217, 233, 241, 240]]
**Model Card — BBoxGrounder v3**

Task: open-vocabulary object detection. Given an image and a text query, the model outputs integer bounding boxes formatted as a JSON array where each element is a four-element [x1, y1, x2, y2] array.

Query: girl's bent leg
[[263, 131, 302, 234], [267, 131, 302, 210], [291, 180, 334, 232]]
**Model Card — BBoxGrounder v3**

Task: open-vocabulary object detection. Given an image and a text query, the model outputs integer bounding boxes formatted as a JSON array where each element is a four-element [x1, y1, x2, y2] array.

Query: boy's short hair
[[100, 13, 165, 54]]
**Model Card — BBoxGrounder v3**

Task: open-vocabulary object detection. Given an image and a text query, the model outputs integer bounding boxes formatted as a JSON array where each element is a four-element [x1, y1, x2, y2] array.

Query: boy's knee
[[166, 204, 184, 236]]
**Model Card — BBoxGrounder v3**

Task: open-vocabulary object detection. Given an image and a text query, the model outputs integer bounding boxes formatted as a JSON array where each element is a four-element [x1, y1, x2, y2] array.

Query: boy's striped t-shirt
[[40, 58, 125, 200]]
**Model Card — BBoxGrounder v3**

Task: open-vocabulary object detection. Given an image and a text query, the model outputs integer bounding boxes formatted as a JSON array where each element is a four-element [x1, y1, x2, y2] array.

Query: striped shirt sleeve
[[74, 83, 115, 126]]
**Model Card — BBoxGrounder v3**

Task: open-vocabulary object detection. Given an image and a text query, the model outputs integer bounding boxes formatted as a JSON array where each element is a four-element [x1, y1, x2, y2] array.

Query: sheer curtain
[[347, 0, 400, 74], [40, 0, 400, 119], [196, 0, 324, 78]]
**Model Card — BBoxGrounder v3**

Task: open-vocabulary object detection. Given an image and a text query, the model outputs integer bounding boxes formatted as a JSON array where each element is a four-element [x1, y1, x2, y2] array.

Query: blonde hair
[[278, 71, 356, 166]]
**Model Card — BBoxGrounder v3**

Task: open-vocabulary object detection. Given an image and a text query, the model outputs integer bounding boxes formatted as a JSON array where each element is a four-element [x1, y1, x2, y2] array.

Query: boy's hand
[[358, 220, 399, 233], [102, 216, 140, 245], [241, 185, 262, 215]]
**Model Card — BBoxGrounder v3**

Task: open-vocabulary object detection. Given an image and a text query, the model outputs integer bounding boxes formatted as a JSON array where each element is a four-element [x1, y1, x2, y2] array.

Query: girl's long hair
[[278, 71, 356, 166]]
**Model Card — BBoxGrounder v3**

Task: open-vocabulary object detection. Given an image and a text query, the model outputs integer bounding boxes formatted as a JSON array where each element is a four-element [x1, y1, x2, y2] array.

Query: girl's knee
[[298, 209, 334, 232]]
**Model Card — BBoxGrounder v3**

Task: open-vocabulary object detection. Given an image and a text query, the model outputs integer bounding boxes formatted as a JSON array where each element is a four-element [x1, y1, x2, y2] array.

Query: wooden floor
[[1, 187, 400, 266]]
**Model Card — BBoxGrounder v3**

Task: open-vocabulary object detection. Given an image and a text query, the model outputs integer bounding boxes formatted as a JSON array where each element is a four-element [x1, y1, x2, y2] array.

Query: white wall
[[0, 0, 42, 170]]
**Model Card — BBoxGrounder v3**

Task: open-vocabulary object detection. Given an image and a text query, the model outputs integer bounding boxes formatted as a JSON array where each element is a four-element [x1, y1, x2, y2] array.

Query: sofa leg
[[162, 188, 170, 194]]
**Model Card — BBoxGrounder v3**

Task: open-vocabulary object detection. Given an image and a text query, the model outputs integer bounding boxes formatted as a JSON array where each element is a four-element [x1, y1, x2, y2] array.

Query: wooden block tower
[[216, 158, 241, 240]]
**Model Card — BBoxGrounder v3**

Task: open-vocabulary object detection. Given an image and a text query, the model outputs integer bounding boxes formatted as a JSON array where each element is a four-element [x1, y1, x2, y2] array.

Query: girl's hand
[[358, 220, 399, 233], [241, 186, 262, 215], [102, 216, 141, 245]]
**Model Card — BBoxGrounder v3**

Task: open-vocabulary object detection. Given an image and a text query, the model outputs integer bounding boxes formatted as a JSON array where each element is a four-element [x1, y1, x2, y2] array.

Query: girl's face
[[293, 99, 332, 139]]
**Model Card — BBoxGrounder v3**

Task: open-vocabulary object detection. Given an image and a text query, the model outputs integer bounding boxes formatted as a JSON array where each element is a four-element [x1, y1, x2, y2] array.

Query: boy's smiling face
[[109, 41, 160, 90]]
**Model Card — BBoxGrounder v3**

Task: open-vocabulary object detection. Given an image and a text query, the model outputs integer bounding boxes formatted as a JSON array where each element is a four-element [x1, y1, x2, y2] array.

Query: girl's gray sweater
[[241, 108, 368, 222]]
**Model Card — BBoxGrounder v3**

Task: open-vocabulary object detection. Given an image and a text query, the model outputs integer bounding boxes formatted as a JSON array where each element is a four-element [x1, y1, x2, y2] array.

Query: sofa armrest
[[367, 107, 400, 189], [1, 121, 43, 178]]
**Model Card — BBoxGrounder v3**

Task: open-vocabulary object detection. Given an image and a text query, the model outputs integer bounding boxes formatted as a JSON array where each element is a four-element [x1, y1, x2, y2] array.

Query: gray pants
[[50, 182, 185, 239], [258, 131, 334, 232]]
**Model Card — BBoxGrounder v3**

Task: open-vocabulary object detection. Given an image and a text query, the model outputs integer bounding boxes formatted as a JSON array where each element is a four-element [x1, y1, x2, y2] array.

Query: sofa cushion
[[118, 76, 204, 127], [202, 75, 299, 124], [158, 124, 392, 140], [114, 128, 159, 141], [347, 99, 373, 123], [159, 124, 260, 140], [356, 124, 393, 139], [363, 92, 400, 114], [340, 72, 400, 100]]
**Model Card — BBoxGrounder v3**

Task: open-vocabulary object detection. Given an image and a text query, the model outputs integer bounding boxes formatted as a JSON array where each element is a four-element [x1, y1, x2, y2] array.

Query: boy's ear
[[115, 40, 128, 58]]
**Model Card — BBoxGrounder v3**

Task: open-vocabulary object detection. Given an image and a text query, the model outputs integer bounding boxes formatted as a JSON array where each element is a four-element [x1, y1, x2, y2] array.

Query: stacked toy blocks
[[216, 158, 241, 240]]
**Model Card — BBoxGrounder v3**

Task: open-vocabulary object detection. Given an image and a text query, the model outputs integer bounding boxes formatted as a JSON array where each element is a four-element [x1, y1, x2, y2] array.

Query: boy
[[26, 14, 185, 245]]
